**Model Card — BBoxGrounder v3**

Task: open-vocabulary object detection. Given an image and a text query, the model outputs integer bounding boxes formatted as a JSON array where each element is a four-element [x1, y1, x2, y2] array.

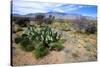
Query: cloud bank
[[12, 0, 97, 17]]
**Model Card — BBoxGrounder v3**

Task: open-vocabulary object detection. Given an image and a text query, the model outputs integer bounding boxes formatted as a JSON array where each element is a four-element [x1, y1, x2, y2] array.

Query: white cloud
[[53, 8, 65, 13], [59, 5, 85, 13], [12, 0, 92, 15], [13, 0, 63, 14]]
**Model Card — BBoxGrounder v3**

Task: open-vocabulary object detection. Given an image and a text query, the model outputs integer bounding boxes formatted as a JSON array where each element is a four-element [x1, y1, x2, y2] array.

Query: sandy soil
[[12, 31, 97, 66]]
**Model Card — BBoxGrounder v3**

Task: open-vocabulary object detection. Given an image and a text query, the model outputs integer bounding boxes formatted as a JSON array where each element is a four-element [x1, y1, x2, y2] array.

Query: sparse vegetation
[[35, 14, 45, 25], [15, 34, 34, 51], [45, 15, 55, 24], [15, 17, 30, 27], [33, 45, 49, 59], [71, 17, 97, 34], [15, 25, 65, 58], [12, 13, 97, 65]]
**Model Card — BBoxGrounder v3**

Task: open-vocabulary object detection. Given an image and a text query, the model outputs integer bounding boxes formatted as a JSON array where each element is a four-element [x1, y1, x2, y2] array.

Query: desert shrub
[[61, 23, 71, 31], [20, 43, 34, 52], [15, 19, 25, 26], [83, 43, 94, 51], [85, 24, 96, 34], [15, 37, 22, 44], [71, 17, 86, 32], [50, 43, 64, 51], [45, 15, 55, 24], [20, 36, 32, 51], [35, 14, 45, 25], [33, 46, 49, 59], [15, 17, 30, 27], [72, 17, 97, 34], [50, 40, 64, 51], [15, 34, 34, 51]]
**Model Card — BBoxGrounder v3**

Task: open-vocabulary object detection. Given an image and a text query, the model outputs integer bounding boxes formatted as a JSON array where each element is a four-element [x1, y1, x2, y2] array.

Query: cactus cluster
[[15, 25, 64, 58]]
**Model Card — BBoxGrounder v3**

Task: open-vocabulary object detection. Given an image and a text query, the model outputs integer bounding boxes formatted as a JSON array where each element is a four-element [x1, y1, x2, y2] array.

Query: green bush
[[50, 40, 64, 51], [15, 34, 34, 51], [20, 37, 34, 51], [33, 46, 49, 59], [15, 37, 21, 44], [15, 17, 29, 27]]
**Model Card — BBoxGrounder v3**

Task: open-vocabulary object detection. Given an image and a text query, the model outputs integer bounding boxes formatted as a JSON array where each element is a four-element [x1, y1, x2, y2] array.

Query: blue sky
[[12, 0, 97, 17]]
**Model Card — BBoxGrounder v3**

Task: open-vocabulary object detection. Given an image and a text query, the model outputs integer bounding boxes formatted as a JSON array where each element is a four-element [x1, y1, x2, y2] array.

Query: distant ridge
[[12, 12, 96, 20]]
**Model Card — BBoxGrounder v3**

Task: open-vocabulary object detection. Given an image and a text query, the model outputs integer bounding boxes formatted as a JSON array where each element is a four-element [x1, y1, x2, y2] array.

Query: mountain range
[[12, 12, 97, 20]]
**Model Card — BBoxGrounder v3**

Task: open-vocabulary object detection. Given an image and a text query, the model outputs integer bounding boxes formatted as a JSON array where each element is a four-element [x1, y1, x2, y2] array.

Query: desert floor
[[12, 29, 97, 66]]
